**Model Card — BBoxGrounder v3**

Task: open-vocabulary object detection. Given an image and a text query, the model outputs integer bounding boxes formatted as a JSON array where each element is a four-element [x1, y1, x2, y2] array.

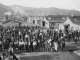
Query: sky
[[0, 0, 80, 11]]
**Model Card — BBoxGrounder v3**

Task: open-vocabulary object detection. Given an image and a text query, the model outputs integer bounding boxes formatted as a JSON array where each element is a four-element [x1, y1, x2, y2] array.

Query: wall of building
[[62, 17, 80, 30], [27, 17, 51, 28], [43, 18, 49, 28], [37, 20, 42, 26], [59, 23, 64, 30], [45, 21, 49, 28], [63, 17, 73, 25], [27, 18, 33, 23], [70, 23, 80, 30]]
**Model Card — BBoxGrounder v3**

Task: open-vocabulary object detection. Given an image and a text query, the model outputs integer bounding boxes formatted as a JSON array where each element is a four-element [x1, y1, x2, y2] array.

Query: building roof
[[2, 20, 20, 27], [45, 15, 67, 23], [21, 21, 38, 26], [21, 21, 28, 26], [28, 16, 45, 20], [45, 15, 80, 26], [0, 21, 3, 25], [68, 16, 80, 26]]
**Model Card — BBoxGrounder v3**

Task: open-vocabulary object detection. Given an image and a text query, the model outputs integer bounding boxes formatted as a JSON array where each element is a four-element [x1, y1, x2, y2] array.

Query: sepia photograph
[[0, 0, 80, 60]]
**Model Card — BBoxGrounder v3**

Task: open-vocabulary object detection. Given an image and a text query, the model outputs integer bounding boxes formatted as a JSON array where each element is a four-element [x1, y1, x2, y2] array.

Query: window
[[37, 20, 41, 25], [33, 20, 35, 24], [75, 27, 79, 30], [48, 17, 51, 19]]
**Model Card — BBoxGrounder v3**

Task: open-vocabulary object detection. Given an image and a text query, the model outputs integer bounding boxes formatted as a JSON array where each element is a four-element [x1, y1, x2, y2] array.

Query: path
[[15, 52, 80, 60]]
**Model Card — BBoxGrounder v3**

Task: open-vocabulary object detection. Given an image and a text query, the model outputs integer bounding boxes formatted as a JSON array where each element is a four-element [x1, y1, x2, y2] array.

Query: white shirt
[[25, 35, 28, 38], [39, 33, 42, 36], [19, 42, 23, 45], [48, 39, 51, 43], [54, 42, 58, 47], [33, 41, 37, 45], [28, 42, 30, 45], [54, 42, 58, 50], [5, 57, 9, 60], [9, 47, 13, 53], [18, 31, 21, 35], [1, 56, 3, 59]]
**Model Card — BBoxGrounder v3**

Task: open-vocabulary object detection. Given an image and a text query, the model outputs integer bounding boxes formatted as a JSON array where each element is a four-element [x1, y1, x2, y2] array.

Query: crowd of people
[[0, 26, 80, 60]]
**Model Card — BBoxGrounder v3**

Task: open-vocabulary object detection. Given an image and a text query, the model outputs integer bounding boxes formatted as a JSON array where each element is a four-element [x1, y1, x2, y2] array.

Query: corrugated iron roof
[[21, 21, 38, 26], [2, 20, 20, 27], [45, 15, 67, 23], [45, 15, 80, 26], [68, 16, 80, 26]]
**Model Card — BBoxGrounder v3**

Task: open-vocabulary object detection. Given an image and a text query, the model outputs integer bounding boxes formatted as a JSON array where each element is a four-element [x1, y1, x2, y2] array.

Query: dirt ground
[[15, 52, 80, 60]]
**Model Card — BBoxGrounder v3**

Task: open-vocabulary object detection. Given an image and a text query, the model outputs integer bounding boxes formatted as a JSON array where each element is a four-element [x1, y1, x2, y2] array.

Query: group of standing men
[[0, 26, 79, 56]]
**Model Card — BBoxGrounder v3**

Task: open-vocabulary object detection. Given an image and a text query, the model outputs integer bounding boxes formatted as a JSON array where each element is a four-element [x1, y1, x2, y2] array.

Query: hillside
[[0, 3, 12, 18], [11, 5, 80, 16], [0, 3, 80, 18]]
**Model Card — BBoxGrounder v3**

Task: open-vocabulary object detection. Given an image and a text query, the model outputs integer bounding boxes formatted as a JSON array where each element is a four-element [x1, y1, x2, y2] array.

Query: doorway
[[42, 21, 45, 27], [64, 24, 70, 33]]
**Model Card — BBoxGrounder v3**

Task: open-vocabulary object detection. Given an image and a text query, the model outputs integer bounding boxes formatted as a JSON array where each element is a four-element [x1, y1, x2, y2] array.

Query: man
[[25, 33, 29, 41], [54, 41, 58, 52], [61, 40, 65, 51], [28, 40, 31, 52], [68, 31, 72, 42], [25, 41, 28, 52], [75, 30, 79, 44], [9, 52, 19, 60], [3, 40, 9, 55], [19, 41, 23, 53], [0, 54, 3, 60], [33, 40, 37, 52], [0, 40, 2, 52], [8, 46, 13, 55]]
